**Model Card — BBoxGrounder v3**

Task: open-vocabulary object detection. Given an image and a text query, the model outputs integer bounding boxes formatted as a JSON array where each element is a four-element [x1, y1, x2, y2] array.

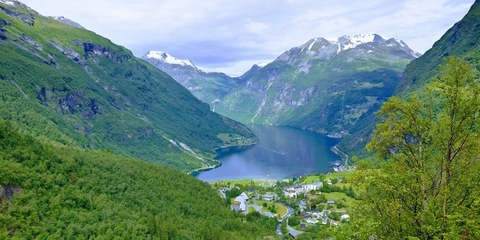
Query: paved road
[[249, 203, 276, 218], [275, 204, 296, 237]]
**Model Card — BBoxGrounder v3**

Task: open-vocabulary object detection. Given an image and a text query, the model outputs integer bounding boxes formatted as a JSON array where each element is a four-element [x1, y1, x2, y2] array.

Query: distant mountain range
[[144, 34, 421, 155], [142, 51, 237, 105]]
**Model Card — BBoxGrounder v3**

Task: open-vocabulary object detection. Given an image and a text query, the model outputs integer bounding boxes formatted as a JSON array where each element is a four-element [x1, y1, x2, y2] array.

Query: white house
[[302, 181, 323, 191], [233, 192, 249, 212], [305, 217, 319, 224], [340, 214, 350, 221], [283, 188, 297, 198]]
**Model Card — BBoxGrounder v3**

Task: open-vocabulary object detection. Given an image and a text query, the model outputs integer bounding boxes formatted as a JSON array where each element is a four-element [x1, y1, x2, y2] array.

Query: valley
[[1, 0, 480, 239], [143, 34, 421, 159]]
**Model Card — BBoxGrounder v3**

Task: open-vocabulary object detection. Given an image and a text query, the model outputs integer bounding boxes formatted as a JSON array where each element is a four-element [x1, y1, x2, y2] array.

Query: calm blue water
[[193, 124, 341, 182]]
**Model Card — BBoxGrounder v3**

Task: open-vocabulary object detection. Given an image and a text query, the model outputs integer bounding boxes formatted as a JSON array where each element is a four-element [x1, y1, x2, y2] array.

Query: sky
[[19, 0, 476, 76]]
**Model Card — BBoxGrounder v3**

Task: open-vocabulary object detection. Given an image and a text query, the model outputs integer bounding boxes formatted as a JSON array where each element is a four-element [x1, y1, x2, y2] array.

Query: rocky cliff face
[[0, 184, 23, 203]]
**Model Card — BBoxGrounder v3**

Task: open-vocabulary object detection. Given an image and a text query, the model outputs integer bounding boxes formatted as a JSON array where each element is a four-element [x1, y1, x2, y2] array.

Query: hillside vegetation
[[0, 1, 257, 172], [0, 119, 276, 239]]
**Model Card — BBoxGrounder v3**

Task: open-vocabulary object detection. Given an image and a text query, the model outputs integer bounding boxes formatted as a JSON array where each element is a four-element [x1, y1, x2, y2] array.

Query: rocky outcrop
[[83, 42, 122, 63], [0, 1, 36, 26], [37, 87, 101, 119], [0, 184, 23, 203], [0, 19, 10, 40]]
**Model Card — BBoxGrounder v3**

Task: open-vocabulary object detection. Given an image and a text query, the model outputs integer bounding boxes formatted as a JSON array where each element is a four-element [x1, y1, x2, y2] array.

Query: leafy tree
[[281, 220, 288, 235], [345, 57, 480, 239], [288, 216, 300, 226]]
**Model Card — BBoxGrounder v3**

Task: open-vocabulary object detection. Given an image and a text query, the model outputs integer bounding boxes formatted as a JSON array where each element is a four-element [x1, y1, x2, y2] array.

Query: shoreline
[[214, 142, 257, 152], [187, 160, 222, 176], [189, 143, 258, 176], [330, 145, 349, 166]]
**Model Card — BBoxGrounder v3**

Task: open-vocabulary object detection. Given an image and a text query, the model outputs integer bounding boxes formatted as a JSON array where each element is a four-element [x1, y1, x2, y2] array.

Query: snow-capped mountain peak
[[145, 51, 196, 69], [333, 34, 385, 51], [340, 34, 377, 43]]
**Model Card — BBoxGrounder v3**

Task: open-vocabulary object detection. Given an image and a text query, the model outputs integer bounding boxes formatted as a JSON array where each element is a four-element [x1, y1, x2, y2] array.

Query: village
[[212, 170, 356, 239]]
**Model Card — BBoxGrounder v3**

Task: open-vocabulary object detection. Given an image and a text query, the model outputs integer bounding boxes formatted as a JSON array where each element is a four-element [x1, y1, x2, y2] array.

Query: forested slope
[[0, 1, 257, 172], [397, 0, 480, 95], [0, 119, 276, 239]]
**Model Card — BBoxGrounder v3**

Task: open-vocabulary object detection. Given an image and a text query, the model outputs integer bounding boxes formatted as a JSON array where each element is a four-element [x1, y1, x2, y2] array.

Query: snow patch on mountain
[[256, 61, 271, 68], [145, 51, 197, 68], [49, 16, 85, 29], [0, 0, 15, 6], [330, 34, 381, 51], [307, 38, 318, 51]]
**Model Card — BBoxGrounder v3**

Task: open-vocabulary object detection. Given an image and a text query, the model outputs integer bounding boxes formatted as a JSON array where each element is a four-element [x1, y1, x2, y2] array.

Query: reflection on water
[[193, 124, 341, 182]]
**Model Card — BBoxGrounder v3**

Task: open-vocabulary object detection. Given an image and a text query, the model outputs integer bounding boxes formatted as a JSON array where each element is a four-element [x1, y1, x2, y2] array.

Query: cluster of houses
[[283, 181, 323, 198], [223, 177, 352, 237], [300, 210, 350, 226]]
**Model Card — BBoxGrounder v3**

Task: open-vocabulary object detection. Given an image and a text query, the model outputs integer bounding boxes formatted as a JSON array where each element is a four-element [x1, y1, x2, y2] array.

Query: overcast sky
[[20, 0, 475, 76]]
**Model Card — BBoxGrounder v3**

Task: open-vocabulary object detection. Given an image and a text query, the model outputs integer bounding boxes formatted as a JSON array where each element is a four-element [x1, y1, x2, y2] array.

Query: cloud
[[245, 21, 269, 34], [20, 0, 476, 76]]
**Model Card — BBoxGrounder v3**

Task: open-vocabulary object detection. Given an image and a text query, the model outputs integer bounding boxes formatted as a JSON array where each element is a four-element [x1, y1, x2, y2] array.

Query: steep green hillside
[[0, 1, 257, 171], [337, 0, 480, 158], [397, 0, 480, 94], [0, 119, 276, 239]]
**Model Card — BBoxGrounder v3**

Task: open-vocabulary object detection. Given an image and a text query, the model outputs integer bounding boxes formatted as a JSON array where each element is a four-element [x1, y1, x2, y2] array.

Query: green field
[[302, 175, 322, 184], [211, 179, 277, 188], [322, 192, 357, 207], [255, 200, 287, 218], [302, 171, 354, 184]]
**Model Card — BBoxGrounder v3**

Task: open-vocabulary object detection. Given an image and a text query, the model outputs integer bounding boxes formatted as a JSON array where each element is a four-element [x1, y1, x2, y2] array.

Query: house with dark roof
[[300, 223, 307, 230]]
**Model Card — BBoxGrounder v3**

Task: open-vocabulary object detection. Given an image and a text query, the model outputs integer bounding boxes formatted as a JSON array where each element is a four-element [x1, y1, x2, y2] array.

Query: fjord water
[[194, 124, 342, 182]]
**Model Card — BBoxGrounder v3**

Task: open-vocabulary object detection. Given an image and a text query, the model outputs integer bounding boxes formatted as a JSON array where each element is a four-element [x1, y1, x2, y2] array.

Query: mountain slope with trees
[[0, 0, 257, 172], [336, 0, 480, 158], [0, 119, 276, 239]]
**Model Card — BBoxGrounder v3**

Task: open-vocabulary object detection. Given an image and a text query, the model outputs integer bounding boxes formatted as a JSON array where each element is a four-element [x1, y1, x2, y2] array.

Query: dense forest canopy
[[0, 119, 276, 239]]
